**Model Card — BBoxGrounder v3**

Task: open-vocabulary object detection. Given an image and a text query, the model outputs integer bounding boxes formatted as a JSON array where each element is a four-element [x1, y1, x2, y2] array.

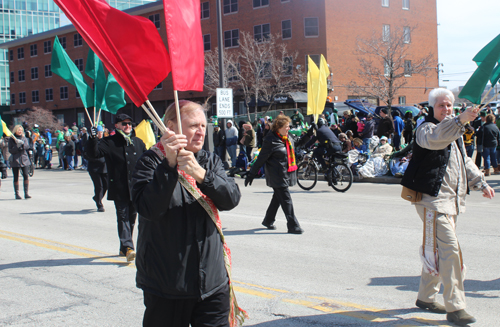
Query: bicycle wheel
[[297, 161, 317, 190], [330, 163, 352, 192]]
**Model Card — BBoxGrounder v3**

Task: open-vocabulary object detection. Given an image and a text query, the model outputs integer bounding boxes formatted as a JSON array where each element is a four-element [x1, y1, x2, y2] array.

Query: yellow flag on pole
[[307, 56, 319, 116], [135, 119, 155, 149], [315, 55, 330, 123], [1, 120, 12, 137]]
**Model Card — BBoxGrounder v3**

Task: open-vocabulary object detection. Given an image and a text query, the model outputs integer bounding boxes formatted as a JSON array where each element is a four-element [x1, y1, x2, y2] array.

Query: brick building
[[0, 0, 438, 128]]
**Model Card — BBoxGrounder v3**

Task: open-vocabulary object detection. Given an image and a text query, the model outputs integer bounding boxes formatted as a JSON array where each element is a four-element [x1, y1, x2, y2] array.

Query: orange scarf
[[276, 132, 298, 172]]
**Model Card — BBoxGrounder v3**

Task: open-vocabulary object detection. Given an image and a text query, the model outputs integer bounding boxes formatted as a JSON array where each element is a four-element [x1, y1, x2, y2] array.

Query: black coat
[[376, 117, 395, 138], [212, 129, 225, 147], [476, 122, 500, 148], [304, 125, 341, 149], [86, 132, 146, 202], [249, 131, 297, 188], [64, 140, 75, 156], [132, 149, 241, 299]]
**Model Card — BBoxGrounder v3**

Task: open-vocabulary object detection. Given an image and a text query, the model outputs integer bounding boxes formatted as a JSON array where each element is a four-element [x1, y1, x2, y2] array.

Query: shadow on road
[[20, 209, 96, 215], [223, 228, 287, 236], [0, 256, 131, 271]]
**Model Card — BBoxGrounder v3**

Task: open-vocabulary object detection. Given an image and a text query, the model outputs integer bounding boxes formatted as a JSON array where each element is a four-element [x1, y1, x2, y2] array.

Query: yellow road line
[[232, 280, 290, 293], [232, 286, 276, 299]]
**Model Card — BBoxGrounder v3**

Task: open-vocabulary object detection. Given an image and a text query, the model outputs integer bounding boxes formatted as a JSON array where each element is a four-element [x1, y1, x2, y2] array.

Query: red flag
[[54, 0, 171, 106], [163, 0, 204, 92]]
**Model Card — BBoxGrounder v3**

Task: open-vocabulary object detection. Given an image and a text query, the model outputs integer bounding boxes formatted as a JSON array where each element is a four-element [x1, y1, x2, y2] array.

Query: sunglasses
[[120, 121, 132, 126]]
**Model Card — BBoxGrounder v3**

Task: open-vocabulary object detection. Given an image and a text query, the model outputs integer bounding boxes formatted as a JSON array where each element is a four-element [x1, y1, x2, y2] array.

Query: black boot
[[14, 182, 22, 199], [24, 181, 31, 199]]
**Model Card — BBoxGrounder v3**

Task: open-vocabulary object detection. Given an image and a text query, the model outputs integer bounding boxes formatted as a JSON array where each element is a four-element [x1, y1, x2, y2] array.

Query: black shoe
[[415, 299, 446, 314], [288, 227, 304, 234], [97, 206, 105, 212], [262, 222, 276, 230], [446, 309, 476, 326]]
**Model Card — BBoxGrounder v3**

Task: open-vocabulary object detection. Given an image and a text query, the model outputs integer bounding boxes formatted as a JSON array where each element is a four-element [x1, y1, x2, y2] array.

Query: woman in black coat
[[245, 115, 303, 234], [8, 125, 33, 199], [476, 113, 500, 176]]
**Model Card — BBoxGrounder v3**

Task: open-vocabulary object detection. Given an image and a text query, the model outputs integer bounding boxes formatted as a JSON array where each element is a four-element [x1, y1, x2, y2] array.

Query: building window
[[154, 82, 163, 90], [30, 44, 37, 56], [11, 93, 15, 105], [402, 0, 409, 9], [224, 29, 239, 48], [74, 58, 84, 72], [253, 0, 269, 8], [203, 34, 211, 51], [149, 13, 160, 28], [228, 63, 240, 81], [383, 24, 390, 42], [17, 47, 24, 59], [76, 89, 80, 98], [44, 40, 52, 54], [19, 92, 26, 104], [257, 61, 272, 79], [384, 61, 390, 75], [60, 86, 69, 100], [281, 0, 290, 2], [403, 26, 411, 43], [45, 88, 53, 101], [282, 20, 292, 39], [18, 70, 25, 82], [74, 33, 83, 47], [9, 50, 13, 61], [45, 64, 52, 78], [306, 54, 320, 70], [59, 36, 66, 49], [283, 56, 293, 76], [304, 18, 319, 37], [10, 71, 14, 83], [399, 96, 406, 104], [223, 0, 237, 14], [31, 67, 38, 80], [32, 90, 39, 103], [382, 0, 389, 7], [404, 60, 412, 76], [201, 2, 209, 19], [254, 23, 270, 42]]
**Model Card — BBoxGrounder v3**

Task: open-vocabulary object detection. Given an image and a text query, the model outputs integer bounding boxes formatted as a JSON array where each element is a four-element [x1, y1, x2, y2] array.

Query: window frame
[[10, 71, 14, 83], [254, 23, 270, 42], [154, 82, 163, 90], [30, 44, 37, 57], [59, 36, 66, 49], [403, 26, 411, 44], [402, 0, 409, 10], [223, 0, 238, 15], [44, 40, 52, 54], [253, 0, 269, 9], [19, 92, 26, 104], [60, 86, 69, 100], [382, 0, 389, 7], [281, 19, 292, 40], [45, 64, 52, 78], [17, 47, 24, 59], [283, 56, 293, 76], [398, 96, 406, 105], [224, 29, 239, 48], [404, 60, 412, 76], [32, 90, 39, 103], [304, 17, 319, 38], [18, 69, 25, 82], [203, 34, 211, 52], [148, 13, 161, 28], [9, 50, 13, 61], [11, 93, 15, 105], [31, 67, 38, 80], [45, 88, 54, 102], [73, 33, 83, 47], [74, 58, 84, 72], [383, 24, 390, 42], [201, 2, 210, 19]]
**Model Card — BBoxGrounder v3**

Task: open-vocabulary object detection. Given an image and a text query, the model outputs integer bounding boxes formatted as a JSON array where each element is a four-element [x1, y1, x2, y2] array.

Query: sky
[[436, 0, 500, 91]]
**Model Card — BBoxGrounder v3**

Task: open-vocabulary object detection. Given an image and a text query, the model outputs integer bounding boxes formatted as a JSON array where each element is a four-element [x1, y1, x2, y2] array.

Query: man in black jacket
[[132, 100, 242, 326], [376, 108, 395, 139], [305, 118, 342, 172], [212, 125, 225, 160], [86, 113, 146, 262]]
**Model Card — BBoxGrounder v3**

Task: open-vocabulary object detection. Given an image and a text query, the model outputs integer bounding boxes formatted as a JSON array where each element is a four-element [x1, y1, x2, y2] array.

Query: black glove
[[311, 122, 318, 130], [244, 174, 254, 187], [1, 169, 6, 179], [90, 126, 97, 137]]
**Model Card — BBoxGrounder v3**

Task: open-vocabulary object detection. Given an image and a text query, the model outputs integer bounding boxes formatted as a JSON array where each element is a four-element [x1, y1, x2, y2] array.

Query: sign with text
[[216, 88, 233, 118]]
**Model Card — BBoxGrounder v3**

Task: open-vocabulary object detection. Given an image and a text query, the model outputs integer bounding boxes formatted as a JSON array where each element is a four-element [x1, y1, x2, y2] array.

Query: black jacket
[[64, 140, 75, 156], [86, 132, 146, 202], [304, 125, 341, 149], [360, 119, 375, 139], [212, 129, 225, 148], [376, 117, 395, 138], [131, 149, 241, 299], [476, 122, 500, 148], [249, 132, 297, 188]]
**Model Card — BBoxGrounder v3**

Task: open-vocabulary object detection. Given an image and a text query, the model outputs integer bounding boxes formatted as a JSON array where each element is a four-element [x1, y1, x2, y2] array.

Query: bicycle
[[296, 148, 353, 192]]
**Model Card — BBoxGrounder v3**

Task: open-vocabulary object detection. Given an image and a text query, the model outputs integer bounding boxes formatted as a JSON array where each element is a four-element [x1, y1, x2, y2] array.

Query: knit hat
[[96, 125, 104, 132]]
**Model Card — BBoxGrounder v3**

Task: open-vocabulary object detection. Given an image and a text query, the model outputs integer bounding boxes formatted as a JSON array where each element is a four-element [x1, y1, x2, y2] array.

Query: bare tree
[[204, 47, 237, 105], [349, 25, 434, 110], [19, 107, 63, 132]]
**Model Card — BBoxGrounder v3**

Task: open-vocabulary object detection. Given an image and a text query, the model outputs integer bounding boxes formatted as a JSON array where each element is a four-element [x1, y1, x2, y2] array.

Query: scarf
[[150, 141, 247, 327], [276, 132, 297, 172], [117, 129, 133, 146]]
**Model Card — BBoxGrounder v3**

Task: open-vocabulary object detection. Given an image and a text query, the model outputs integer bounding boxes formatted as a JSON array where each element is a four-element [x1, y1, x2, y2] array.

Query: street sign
[[216, 88, 233, 118]]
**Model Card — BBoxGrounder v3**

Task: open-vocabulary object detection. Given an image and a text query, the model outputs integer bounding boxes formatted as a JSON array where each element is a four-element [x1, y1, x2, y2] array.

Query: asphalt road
[[0, 167, 499, 326]]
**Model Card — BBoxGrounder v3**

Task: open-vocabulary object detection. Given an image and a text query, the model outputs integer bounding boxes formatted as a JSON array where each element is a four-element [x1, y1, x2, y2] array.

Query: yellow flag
[[135, 119, 155, 149], [315, 55, 330, 123], [307, 56, 319, 116], [1, 120, 12, 137]]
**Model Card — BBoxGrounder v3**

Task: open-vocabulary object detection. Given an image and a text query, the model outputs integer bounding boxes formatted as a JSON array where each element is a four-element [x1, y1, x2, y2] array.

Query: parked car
[[375, 105, 420, 118]]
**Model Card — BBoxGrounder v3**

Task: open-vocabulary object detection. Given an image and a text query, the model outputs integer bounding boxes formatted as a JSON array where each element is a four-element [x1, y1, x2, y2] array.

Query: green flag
[[101, 74, 126, 114], [459, 34, 500, 104], [51, 37, 94, 108], [85, 49, 107, 110]]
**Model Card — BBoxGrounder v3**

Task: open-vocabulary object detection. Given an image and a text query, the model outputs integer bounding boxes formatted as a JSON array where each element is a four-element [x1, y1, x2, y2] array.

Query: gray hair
[[429, 88, 455, 108]]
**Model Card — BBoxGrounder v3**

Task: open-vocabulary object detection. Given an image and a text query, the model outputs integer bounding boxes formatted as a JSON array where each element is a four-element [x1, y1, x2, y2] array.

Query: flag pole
[[93, 107, 96, 127], [145, 100, 166, 131], [141, 103, 166, 134], [84, 108, 94, 127], [479, 87, 495, 105], [96, 108, 102, 126], [479, 91, 500, 110], [173, 90, 182, 134]]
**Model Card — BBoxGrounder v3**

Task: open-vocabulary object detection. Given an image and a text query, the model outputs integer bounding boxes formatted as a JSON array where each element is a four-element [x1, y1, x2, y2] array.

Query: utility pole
[[216, 0, 229, 168]]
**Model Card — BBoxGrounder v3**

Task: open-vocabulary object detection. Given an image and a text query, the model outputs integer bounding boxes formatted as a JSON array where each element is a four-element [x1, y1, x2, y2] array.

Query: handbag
[[401, 186, 422, 202]]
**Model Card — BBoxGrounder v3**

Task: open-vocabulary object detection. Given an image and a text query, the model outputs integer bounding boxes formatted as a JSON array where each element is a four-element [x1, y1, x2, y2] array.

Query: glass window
[[253, 0, 269, 8], [19, 92, 26, 104], [44, 40, 51, 53], [154, 82, 163, 90], [257, 61, 272, 79], [382, 0, 389, 7], [11, 93, 15, 105], [201, 2, 209, 19], [282, 20, 292, 39], [74, 58, 84, 72], [60, 86, 68, 100], [45, 88, 53, 101], [59, 36, 66, 49], [31, 67, 38, 80], [399, 96, 406, 104], [283, 56, 293, 76], [18, 69, 25, 82], [403, 0, 409, 9], [254, 23, 270, 42], [30, 44, 37, 56], [228, 63, 240, 81], [17, 47, 24, 59], [404, 60, 412, 76], [148, 13, 160, 28], [223, 0, 237, 14], [304, 18, 319, 37], [74, 33, 83, 47], [10, 71, 14, 83], [384, 61, 390, 75], [203, 34, 211, 51], [403, 26, 411, 43], [76, 89, 80, 98], [9, 50, 13, 61], [45, 64, 52, 77], [383, 24, 390, 41], [224, 29, 239, 48], [32, 90, 39, 103]]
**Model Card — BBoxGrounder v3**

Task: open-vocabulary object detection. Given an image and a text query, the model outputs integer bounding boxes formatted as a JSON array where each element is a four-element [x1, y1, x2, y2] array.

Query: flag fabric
[[101, 73, 126, 114], [51, 36, 94, 108], [163, 0, 204, 92], [459, 34, 500, 104], [54, 0, 171, 107], [307, 56, 319, 116], [85, 49, 107, 110], [1, 119, 12, 137], [316, 55, 329, 122], [135, 120, 156, 149]]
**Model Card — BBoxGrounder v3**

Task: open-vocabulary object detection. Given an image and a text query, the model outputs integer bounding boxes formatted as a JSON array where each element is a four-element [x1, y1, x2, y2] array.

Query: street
[[0, 167, 499, 326]]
